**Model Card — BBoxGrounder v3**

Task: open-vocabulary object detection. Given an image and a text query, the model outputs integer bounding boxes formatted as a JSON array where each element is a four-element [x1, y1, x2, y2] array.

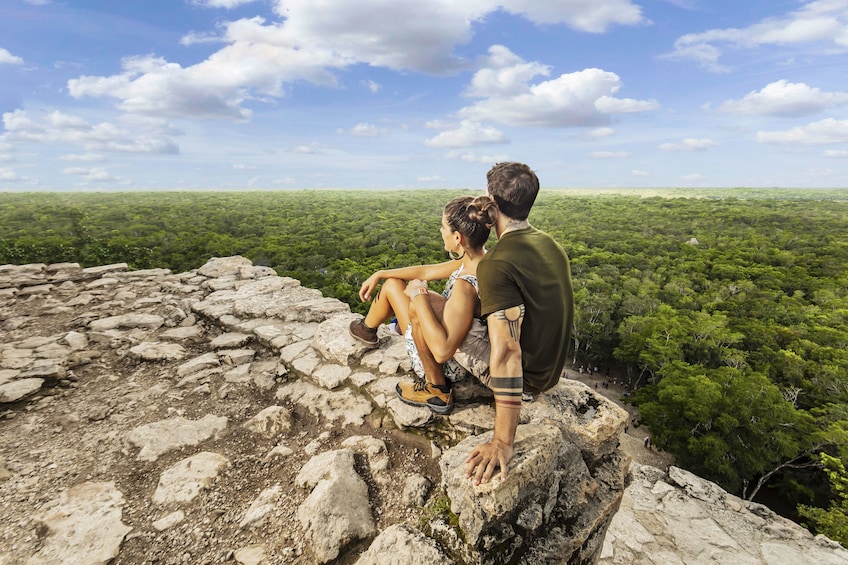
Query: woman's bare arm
[[358, 261, 458, 301]]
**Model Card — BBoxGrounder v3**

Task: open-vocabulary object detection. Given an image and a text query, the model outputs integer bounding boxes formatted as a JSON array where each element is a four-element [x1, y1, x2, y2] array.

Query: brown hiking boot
[[396, 379, 453, 414], [349, 318, 378, 346]]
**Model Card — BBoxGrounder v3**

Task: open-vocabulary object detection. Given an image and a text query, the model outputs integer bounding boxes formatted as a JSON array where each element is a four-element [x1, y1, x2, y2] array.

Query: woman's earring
[[449, 246, 466, 260]]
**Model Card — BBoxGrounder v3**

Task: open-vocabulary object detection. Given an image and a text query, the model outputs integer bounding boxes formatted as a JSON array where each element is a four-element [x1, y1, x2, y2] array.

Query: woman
[[349, 195, 496, 412]]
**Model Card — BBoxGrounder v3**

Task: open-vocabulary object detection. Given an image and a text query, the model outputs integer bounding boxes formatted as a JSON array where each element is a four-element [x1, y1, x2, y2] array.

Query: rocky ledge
[[0, 257, 845, 565]]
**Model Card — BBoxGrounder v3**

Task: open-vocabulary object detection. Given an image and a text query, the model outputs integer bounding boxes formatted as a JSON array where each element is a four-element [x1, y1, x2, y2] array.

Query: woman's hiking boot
[[349, 318, 379, 346], [396, 378, 453, 414]]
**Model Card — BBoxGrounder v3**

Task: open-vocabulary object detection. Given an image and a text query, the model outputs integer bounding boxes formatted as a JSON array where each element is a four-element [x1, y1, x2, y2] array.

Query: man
[[465, 162, 573, 485]]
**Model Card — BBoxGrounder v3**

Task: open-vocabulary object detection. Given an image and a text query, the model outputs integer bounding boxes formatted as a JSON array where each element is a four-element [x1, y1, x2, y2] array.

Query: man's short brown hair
[[486, 162, 539, 221]]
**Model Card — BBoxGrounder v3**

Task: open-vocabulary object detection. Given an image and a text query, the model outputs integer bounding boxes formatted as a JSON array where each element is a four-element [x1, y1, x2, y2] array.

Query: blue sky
[[1, 0, 847, 190]]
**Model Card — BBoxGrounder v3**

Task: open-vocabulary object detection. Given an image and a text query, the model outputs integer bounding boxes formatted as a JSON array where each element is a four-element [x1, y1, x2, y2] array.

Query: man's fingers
[[498, 453, 509, 482]]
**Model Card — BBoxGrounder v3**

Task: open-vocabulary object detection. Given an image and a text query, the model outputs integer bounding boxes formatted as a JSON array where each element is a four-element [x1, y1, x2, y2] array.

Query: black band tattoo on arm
[[494, 305, 525, 341]]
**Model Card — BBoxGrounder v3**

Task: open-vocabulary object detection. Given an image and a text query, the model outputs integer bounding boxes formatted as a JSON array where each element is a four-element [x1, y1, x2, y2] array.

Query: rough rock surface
[[601, 464, 848, 565], [0, 256, 844, 565]]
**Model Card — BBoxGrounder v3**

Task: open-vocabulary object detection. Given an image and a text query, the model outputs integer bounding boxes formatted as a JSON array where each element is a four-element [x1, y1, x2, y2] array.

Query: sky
[[1, 0, 848, 191]]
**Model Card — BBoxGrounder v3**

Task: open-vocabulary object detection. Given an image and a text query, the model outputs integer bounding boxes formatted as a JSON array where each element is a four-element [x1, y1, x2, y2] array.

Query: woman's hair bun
[[467, 195, 497, 228]]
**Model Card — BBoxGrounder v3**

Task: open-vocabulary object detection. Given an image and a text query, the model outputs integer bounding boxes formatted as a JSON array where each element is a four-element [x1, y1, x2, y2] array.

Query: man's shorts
[[405, 318, 490, 384]]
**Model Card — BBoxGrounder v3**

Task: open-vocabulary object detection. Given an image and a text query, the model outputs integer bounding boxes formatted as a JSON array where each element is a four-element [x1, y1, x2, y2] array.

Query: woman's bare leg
[[409, 293, 448, 386], [363, 278, 412, 330]]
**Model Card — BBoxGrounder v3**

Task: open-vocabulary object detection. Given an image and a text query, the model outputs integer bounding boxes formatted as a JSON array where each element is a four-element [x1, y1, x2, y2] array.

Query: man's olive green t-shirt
[[478, 227, 574, 394]]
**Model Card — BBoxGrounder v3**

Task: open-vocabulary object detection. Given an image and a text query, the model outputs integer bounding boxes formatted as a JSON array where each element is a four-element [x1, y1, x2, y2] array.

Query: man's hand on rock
[[464, 439, 513, 485]]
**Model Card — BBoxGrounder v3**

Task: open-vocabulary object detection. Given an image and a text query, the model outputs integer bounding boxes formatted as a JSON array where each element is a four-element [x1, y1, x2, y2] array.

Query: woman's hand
[[403, 279, 428, 300], [358, 272, 383, 302]]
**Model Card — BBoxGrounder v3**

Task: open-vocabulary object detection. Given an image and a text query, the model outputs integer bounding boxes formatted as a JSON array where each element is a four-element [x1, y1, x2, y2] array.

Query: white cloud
[[233, 163, 257, 170], [587, 127, 616, 138], [1, 109, 179, 154], [717, 80, 848, 116], [361, 79, 381, 93], [445, 150, 510, 164], [663, 0, 848, 72], [659, 138, 719, 151], [0, 48, 24, 65], [497, 0, 646, 33], [631, 169, 649, 176], [61, 153, 107, 162], [424, 120, 507, 148], [757, 118, 848, 145], [66, 1, 646, 121], [193, 0, 257, 8], [824, 149, 848, 157], [595, 96, 659, 113], [458, 46, 658, 128], [62, 167, 121, 182], [682, 173, 707, 182], [291, 142, 325, 154], [465, 45, 552, 98], [0, 168, 25, 181], [24, 0, 51, 5], [345, 123, 387, 138], [588, 151, 629, 158], [417, 175, 446, 183]]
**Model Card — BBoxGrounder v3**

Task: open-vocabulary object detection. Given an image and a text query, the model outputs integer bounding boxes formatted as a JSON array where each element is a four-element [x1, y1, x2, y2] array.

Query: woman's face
[[440, 213, 459, 252]]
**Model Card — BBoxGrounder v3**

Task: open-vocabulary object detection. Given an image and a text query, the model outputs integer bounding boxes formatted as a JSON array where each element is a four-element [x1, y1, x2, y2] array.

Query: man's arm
[[465, 304, 525, 485]]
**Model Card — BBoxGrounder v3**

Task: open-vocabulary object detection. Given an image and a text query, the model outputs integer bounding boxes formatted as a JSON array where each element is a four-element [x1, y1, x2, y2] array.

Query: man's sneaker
[[396, 379, 453, 414], [349, 318, 378, 346]]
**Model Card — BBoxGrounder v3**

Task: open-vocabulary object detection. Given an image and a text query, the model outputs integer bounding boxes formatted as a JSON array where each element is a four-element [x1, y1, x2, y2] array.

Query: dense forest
[[1, 188, 847, 544]]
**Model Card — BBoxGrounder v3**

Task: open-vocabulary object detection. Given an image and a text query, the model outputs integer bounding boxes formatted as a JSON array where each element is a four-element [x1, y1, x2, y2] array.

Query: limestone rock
[[175, 352, 220, 376], [312, 363, 351, 390], [296, 449, 375, 563], [312, 315, 374, 365], [525, 379, 629, 463], [28, 482, 131, 565], [125, 415, 228, 461], [196, 256, 253, 278], [127, 342, 186, 361], [218, 348, 256, 365], [242, 405, 292, 438], [440, 424, 567, 546], [152, 451, 231, 504], [152, 510, 185, 531], [239, 485, 282, 529], [88, 313, 164, 332], [234, 544, 266, 565], [402, 474, 432, 507], [0, 378, 44, 403], [355, 524, 453, 565], [210, 332, 252, 348], [602, 463, 848, 565], [159, 326, 204, 340], [276, 381, 373, 426]]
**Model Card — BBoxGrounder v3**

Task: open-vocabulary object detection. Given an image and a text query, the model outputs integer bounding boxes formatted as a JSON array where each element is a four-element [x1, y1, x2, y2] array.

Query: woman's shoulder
[[455, 274, 480, 296]]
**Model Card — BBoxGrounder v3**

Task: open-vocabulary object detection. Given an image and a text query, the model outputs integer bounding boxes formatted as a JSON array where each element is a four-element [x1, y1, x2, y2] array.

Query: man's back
[[478, 226, 573, 394]]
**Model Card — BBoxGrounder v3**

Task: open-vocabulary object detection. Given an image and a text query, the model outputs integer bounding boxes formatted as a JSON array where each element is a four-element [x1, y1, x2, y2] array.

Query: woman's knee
[[382, 278, 405, 293]]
